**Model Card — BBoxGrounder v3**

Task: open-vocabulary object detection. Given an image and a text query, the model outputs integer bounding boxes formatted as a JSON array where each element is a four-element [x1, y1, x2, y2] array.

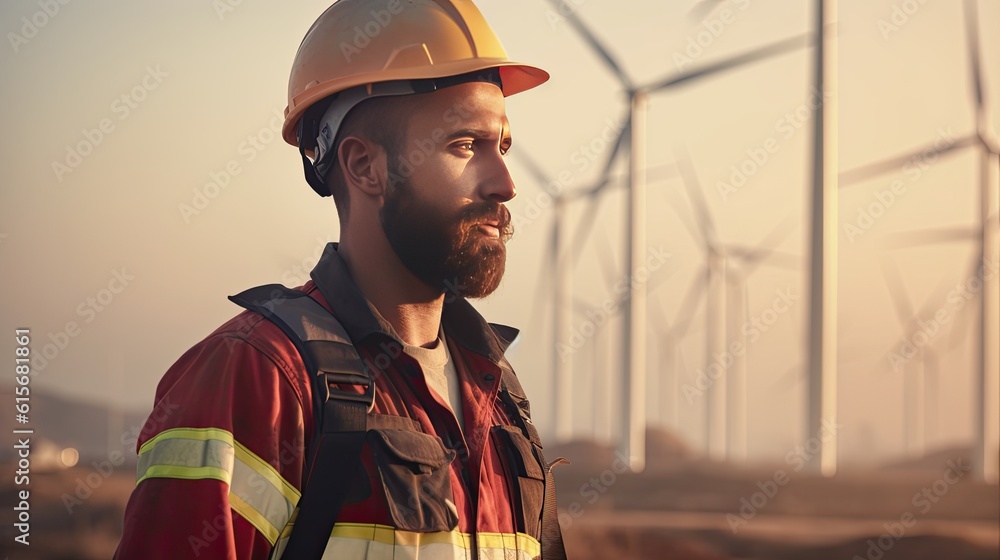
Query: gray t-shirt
[[403, 330, 464, 431]]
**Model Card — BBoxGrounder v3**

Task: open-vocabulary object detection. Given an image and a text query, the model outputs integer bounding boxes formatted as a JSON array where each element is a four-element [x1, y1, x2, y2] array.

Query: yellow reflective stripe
[[139, 427, 233, 454], [232, 440, 300, 505], [136, 427, 301, 547], [331, 523, 399, 545], [477, 532, 540, 556], [137, 430, 235, 485], [230, 492, 280, 545], [140, 464, 232, 484], [272, 522, 539, 560]]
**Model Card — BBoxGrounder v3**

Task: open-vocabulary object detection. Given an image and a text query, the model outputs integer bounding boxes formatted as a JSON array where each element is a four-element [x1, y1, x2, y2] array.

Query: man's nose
[[480, 158, 516, 203]]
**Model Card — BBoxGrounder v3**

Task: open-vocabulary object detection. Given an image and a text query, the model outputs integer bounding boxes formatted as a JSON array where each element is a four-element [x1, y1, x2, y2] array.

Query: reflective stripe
[[137, 427, 301, 545], [271, 521, 538, 560]]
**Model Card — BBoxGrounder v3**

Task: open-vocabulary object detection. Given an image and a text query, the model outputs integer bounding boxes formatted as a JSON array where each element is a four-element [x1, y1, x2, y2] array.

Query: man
[[114, 0, 564, 559]]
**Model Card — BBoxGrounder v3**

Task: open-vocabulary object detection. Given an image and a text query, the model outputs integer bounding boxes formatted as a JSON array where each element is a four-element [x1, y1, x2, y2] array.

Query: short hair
[[325, 95, 412, 224]]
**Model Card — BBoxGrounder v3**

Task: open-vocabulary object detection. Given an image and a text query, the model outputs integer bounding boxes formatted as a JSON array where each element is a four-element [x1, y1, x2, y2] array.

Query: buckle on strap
[[319, 371, 375, 413]]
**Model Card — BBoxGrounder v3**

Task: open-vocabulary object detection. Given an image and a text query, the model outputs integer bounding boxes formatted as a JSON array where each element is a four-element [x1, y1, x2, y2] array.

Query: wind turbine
[[514, 134, 627, 443], [838, 0, 999, 481], [650, 276, 705, 432], [548, 0, 815, 470], [883, 225, 999, 474], [722, 238, 801, 461], [804, 0, 839, 477], [672, 147, 802, 461], [878, 254, 956, 458]]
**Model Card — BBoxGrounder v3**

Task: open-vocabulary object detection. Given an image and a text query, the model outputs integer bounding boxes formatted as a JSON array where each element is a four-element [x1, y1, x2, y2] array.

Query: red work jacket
[[114, 243, 548, 559]]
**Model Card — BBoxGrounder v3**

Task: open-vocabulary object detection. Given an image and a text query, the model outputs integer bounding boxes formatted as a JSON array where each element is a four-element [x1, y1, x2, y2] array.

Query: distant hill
[[0, 384, 150, 463], [880, 444, 977, 473]]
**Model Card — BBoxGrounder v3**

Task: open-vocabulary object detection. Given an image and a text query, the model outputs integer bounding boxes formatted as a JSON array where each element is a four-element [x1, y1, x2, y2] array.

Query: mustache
[[458, 202, 513, 241]]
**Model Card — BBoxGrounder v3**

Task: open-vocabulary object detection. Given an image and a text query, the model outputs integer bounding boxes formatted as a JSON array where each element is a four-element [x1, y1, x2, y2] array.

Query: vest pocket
[[493, 425, 546, 539], [367, 429, 459, 532]]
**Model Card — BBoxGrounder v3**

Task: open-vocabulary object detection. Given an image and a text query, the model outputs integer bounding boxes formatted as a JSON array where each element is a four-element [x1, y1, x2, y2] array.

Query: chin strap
[[299, 141, 332, 197]]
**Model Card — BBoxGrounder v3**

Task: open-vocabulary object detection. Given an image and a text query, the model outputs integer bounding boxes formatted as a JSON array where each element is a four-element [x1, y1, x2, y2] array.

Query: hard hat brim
[[282, 60, 549, 146]]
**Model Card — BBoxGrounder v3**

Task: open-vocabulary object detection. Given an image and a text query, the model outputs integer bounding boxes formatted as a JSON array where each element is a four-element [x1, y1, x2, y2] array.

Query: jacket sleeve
[[114, 328, 310, 560]]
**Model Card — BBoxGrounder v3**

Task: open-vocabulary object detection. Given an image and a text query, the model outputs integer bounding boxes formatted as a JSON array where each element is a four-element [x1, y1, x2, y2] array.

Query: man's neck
[[337, 237, 444, 349]]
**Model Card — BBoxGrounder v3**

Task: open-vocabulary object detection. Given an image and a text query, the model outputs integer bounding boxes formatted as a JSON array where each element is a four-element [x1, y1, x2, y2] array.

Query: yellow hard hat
[[284, 0, 549, 196], [284, 0, 549, 145]]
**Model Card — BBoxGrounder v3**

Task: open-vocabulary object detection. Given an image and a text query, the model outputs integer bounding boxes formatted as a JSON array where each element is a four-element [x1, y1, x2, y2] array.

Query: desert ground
[[0, 426, 996, 559]]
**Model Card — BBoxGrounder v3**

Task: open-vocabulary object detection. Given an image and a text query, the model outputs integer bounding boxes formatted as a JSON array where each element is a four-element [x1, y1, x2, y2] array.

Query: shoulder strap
[[497, 364, 568, 560], [229, 284, 373, 559]]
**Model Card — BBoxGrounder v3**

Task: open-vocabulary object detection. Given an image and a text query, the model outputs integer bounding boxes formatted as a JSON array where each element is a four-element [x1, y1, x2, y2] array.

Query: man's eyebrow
[[443, 128, 499, 142]]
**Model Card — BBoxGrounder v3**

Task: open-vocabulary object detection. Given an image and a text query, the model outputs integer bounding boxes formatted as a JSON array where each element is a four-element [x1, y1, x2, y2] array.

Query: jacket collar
[[309, 242, 518, 363]]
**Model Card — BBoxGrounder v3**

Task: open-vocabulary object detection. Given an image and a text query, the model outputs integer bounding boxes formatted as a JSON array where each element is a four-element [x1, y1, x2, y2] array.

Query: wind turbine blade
[[912, 274, 960, 330], [511, 150, 553, 190], [688, 0, 724, 19], [769, 365, 803, 392], [511, 145, 560, 334], [663, 182, 704, 250], [595, 224, 618, 292], [964, 0, 985, 120], [882, 227, 977, 248], [605, 259, 675, 318], [651, 293, 673, 337], [839, 135, 976, 185], [601, 117, 630, 178], [735, 216, 798, 275], [673, 273, 707, 335], [566, 193, 604, 265], [673, 146, 717, 247], [574, 117, 631, 202], [528, 219, 558, 335], [564, 119, 630, 265], [733, 248, 802, 272], [573, 296, 594, 315], [645, 33, 813, 93], [946, 255, 983, 351], [879, 256, 915, 329], [546, 0, 633, 90], [676, 343, 691, 385], [757, 215, 797, 251]]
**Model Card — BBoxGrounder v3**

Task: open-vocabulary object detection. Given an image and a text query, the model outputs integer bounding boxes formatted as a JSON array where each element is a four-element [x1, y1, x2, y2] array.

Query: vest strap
[[229, 284, 371, 558]]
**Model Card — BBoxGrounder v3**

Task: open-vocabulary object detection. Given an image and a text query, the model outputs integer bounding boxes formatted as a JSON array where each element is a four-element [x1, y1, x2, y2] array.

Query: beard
[[379, 176, 513, 299]]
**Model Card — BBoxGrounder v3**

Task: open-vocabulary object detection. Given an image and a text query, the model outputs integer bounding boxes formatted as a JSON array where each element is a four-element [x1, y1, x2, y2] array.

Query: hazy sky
[[1, 0, 998, 466]]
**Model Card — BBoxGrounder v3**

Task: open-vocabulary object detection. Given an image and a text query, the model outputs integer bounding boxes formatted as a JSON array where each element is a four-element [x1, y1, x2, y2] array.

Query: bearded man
[[114, 1, 566, 559]]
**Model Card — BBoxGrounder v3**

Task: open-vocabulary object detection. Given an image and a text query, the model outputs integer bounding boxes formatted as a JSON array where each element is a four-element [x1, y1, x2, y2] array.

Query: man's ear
[[338, 136, 386, 198]]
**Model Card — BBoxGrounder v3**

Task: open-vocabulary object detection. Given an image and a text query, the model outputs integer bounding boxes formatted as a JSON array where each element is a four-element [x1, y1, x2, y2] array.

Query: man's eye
[[456, 141, 474, 152]]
